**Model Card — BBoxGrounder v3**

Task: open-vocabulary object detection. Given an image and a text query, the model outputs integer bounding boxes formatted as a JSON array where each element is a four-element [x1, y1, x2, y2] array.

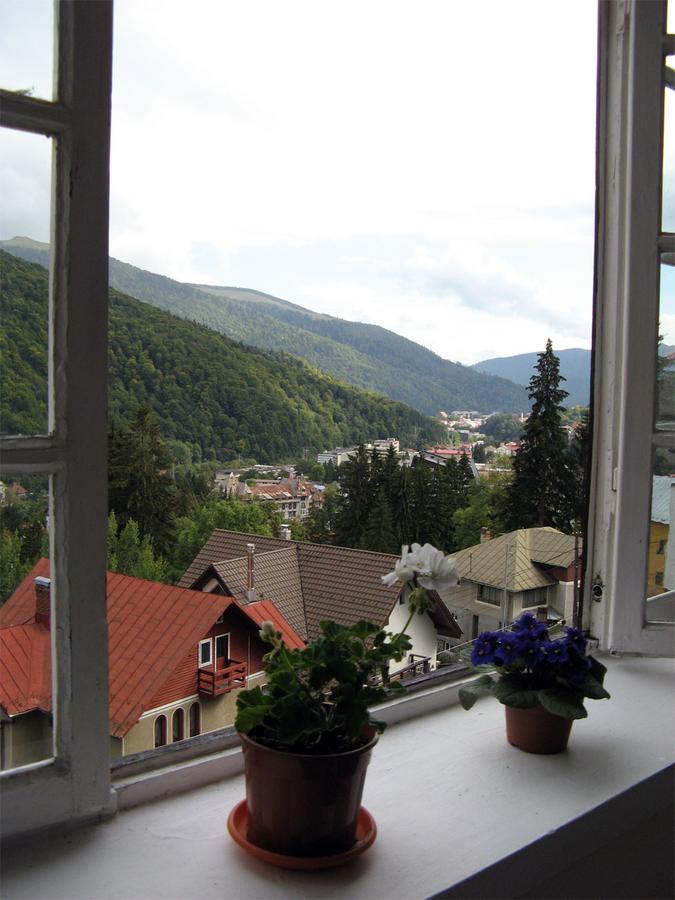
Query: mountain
[[473, 342, 675, 408], [473, 349, 592, 408], [0, 250, 446, 459], [0, 237, 528, 415]]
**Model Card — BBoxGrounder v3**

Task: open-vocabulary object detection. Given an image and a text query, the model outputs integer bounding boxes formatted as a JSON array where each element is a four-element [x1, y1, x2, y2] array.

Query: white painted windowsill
[[1, 656, 674, 900]]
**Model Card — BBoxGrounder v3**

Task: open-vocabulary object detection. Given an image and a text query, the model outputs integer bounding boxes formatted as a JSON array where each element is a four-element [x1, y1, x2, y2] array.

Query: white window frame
[[198, 638, 213, 668], [586, 0, 675, 655], [0, 1, 114, 839]]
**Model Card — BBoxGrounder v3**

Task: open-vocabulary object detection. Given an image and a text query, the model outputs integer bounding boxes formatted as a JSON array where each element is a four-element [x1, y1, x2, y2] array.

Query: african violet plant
[[235, 543, 459, 754], [459, 612, 610, 719]]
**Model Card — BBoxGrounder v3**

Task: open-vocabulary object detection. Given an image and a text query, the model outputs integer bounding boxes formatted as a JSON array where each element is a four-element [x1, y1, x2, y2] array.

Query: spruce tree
[[108, 405, 177, 555], [333, 445, 373, 547], [505, 339, 574, 531]]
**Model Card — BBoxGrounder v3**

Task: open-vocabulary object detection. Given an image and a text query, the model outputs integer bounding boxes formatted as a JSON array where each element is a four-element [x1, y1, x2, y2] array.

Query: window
[[521, 588, 548, 609], [215, 634, 230, 667], [154, 716, 167, 748], [1, 0, 672, 844], [198, 638, 212, 668], [172, 708, 184, 743], [657, 540, 667, 555], [587, 0, 674, 655], [188, 702, 201, 738], [655, 572, 665, 586], [477, 585, 503, 606], [0, 2, 114, 839]]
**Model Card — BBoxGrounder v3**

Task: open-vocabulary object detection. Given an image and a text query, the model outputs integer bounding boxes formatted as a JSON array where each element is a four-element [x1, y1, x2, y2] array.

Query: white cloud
[[2, 0, 602, 365]]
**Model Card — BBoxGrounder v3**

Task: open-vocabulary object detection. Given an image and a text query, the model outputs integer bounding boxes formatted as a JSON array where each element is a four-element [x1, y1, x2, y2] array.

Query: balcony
[[198, 661, 247, 696]]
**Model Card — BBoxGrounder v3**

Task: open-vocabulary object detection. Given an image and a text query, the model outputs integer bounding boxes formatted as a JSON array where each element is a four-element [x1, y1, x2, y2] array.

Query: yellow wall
[[122, 673, 267, 757], [647, 521, 669, 597]]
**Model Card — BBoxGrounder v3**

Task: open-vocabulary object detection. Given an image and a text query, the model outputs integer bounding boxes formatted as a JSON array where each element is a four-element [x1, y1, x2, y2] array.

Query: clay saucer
[[227, 800, 377, 870]]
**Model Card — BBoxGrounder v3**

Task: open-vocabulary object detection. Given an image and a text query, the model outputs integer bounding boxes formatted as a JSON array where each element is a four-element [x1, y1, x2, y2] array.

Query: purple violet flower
[[471, 633, 497, 667], [493, 632, 519, 667], [513, 611, 549, 640]]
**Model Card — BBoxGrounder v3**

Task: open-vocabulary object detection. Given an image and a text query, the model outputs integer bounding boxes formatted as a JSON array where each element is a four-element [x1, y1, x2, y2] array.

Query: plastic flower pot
[[505, 704, 573, 754], [239, 730, 378, 857]]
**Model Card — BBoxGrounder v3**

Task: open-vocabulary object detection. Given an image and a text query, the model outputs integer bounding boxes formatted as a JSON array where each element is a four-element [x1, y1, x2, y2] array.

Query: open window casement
[[0, 1, 114, 837], [587, 0, 675, 655]]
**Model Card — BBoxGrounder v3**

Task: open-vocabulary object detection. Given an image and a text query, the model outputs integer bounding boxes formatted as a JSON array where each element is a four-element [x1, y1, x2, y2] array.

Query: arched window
[[189, 702, 201, 738], [172, 708, 185, 743], [154, 715, 167, 748]]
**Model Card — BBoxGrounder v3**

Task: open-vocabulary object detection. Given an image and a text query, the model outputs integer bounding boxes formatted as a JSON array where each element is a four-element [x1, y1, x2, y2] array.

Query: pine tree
[[108, 406, 177, 555], [505, 339, 574, 531], [360, 490, 398, 553], [333, 445, 373, 547]]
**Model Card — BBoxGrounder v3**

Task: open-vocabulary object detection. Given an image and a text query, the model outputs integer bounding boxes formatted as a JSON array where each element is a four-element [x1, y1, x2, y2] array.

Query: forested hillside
[[1, 237, 528, 415], [0, 251, 446, 459]]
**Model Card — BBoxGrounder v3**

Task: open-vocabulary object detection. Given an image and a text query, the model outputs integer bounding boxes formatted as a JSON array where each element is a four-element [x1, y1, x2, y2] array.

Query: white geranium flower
[[381, 545, 417, 587], [406, 543, 460, 596]]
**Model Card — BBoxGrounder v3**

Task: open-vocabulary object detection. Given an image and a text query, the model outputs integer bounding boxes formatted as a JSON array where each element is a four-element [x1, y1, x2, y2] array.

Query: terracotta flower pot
[[504, 704, 573, 754], [239, 731, 378, 857]]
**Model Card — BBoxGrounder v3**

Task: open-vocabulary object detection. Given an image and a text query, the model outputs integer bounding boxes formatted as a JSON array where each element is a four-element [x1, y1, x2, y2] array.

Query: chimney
[[279, 523, 291, 541], [34, 576, 51, 629], [480, 527, 492, 543], [245, 543, 256, 602]]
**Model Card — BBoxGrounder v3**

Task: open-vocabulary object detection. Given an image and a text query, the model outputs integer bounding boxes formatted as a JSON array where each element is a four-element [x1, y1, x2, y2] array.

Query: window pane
[[646, 449, 675, 624], [657, 262, 675, 431], [0, 473, 52, 769], [0, 0, 54, 100], [0, 128, 52, 437], [663, 65, 675, 233]]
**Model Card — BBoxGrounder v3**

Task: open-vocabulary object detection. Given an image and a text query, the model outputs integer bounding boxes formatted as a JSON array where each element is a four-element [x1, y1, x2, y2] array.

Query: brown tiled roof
[[181, 531, 431, 641], [452, 527, 581, 592], [296, 542, 402, 640], [211, 547, 307, 640]]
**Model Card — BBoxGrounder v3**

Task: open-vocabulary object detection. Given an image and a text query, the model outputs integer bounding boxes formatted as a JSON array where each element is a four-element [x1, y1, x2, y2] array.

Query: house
[[447, 527, 581, 639], [316, 446, 358, 467], [246, 477, 321, 520], [0, 559, 303, 769], [179, 530, 462, 678]]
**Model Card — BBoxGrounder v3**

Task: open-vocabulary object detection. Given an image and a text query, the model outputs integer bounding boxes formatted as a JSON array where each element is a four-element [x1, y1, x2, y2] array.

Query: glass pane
[[0, 0, 54, 101], [657, 263, 675, 431], [0, 473, 53, 769], [646, 449, 675, 623], [0, 128, 52, 437], [663, 64, 675, 233]]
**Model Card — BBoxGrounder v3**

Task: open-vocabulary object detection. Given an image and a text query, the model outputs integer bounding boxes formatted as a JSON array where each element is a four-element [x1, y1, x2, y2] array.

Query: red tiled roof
[[245, 599, 305, 650], [0, 560, 300, 738], [0, 623, 51, 716]]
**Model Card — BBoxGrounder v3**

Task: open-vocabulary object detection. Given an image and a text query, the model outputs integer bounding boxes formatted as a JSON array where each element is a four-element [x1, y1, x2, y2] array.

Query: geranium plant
[[235, 543, 459, 753], [459, 612, 610, 719]]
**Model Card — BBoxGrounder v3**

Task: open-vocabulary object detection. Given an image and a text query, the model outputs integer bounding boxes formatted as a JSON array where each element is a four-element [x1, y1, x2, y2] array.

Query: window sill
[[1, 657, 674, 899]]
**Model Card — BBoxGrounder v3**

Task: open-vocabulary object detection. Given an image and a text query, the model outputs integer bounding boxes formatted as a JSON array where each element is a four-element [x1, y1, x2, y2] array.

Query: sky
[[1, 0, 673, 365]]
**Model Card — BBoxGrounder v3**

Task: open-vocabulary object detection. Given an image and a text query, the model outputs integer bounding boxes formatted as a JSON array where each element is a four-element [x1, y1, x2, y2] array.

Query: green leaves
[[537, 688, 588, 720], [493, 673, 541, 709], [235, 618, 413, 753], [459, 674, 494, 710]]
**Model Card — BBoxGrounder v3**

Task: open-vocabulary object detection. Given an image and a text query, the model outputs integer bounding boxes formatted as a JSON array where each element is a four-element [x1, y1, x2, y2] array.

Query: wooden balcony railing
[[370, 654, 432, 686], [198, 661, 247, 697]]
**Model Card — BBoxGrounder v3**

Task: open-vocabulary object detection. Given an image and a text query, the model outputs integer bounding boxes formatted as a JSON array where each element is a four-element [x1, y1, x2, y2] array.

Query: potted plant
[[459, 612, 610, 753], [232, 543, 459, 862]]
